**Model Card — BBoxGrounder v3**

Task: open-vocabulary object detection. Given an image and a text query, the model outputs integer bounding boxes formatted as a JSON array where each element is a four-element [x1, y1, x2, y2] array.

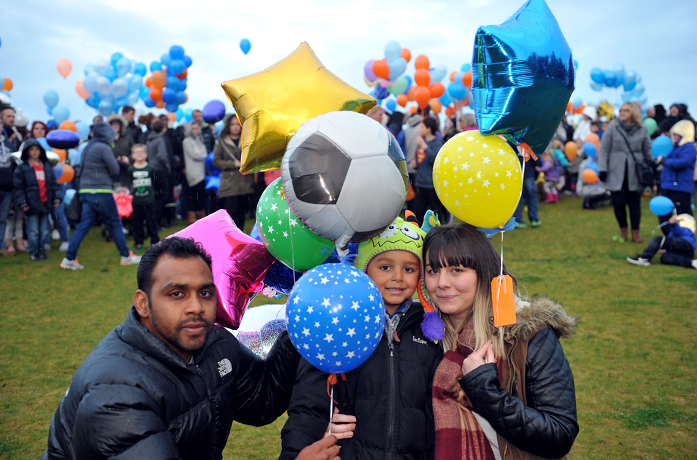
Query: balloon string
[[328, 385, 334, 436], [289, 208, 297, 285]]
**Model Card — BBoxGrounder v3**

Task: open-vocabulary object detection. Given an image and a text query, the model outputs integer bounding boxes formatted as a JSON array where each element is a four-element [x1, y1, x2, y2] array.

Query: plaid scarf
[[432, 320, 497, 460]]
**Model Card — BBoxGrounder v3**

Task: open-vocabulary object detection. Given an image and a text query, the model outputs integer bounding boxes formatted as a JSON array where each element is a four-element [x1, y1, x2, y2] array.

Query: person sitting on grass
[[43, 237, 340, 460], [627, 214, 696, 268]]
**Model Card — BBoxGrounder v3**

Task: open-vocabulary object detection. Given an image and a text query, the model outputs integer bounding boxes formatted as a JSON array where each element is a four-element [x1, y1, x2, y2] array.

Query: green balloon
[[256, 178, 333, 271], [643, 117, 657, 136], [387, 76, 408, 95]]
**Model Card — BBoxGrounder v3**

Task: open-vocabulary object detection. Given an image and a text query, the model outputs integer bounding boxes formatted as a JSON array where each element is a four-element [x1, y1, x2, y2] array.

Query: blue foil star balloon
[[472, 0, 575, 154], [286, 264, 385, 374]]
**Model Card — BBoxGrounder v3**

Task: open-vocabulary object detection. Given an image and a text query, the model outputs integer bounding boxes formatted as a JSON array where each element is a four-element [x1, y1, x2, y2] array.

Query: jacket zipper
[[195, 363, 219, 454], [386, 340, 396, 460]]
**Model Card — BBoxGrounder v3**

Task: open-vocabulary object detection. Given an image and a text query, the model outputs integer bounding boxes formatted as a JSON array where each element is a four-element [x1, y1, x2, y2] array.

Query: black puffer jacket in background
[[13, 139, 59, 215], [43, 307, 300, 460], [280, 302, 443, 460]]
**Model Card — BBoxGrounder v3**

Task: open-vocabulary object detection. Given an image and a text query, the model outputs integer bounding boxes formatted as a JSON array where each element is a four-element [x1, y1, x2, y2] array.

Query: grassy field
[[0, 196, 695, 459]]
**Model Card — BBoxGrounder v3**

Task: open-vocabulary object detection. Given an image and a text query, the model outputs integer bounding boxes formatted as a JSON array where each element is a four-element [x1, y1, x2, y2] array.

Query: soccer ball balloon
[[281, 111, 408, 254]]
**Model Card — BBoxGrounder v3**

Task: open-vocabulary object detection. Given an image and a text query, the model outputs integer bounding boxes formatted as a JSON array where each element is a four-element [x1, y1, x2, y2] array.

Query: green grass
[[1, 196, 696, 459]]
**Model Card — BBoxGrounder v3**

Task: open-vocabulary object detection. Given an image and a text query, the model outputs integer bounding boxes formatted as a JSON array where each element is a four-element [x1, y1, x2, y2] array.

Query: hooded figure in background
[[182, 122, 208, 223], [107, 113, 134, 188]]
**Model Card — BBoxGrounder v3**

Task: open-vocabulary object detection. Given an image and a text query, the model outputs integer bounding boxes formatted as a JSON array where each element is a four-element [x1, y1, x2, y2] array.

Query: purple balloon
[[46, 129, 80, 149], [202, 100, 226, 124], [364, 59, 377, 82]]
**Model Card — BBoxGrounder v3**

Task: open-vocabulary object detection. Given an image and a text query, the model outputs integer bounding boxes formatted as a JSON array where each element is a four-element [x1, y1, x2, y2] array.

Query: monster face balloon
[[471, 0, 575, 155]]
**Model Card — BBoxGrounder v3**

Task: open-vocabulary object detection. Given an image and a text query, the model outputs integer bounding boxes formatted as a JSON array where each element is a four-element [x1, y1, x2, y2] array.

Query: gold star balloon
[[222, 42, 376, 174], [433, 130, 522, 229]]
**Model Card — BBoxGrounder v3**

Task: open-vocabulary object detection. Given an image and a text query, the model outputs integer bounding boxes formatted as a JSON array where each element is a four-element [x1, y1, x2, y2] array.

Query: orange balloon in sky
[[372, 59, 390, 80], [396, 94, 408, 107], [586, 133, 600, 149], [57, 59, 72, 78], [177, 69, 188, 80], [167, 112, 177, 122], [414, 86, 431, 109], [58, 164, 74, 183], [156, 100, 165, 109], [400, 48, 412, 63], [149, 87, 163, 102], [449, 71, 457, 82], [59, 121, 77, 132], [445, 106, 455, 118], [566, 101, 573, 113], [414, 68, 430, 87], [414, 55, 430, 70], [75, 80, 90, 99], [429, 99, 442, 113], [408, 106, 417, 115], [429, 82, 445, 98], [53, 149, 67, 163], [151, 70, 166, 89], [462, 71, 472, 87], [3, 78, 13, 91], [407, 85, 416, 102], [145, 76, 152, 88]]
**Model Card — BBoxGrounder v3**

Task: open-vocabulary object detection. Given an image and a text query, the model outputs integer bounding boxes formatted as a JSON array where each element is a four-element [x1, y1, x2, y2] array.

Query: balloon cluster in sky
[[590, 64, 647, 107], [142, 45, 193, 114]]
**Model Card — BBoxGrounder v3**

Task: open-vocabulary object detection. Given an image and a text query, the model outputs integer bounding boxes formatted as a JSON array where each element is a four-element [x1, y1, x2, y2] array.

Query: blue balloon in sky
[[471, 0, 575, 154], [385, 98, 396, 112], [160, 53, 172, 67], [169, 45, 185, 60], [110, 52, 124, 67], [384, 40, 401, 63], [170, 59, 186, 75], [43, 90, 59, 108], [240, 38, 251, 55], [133, 62, 147, 76], [52, 105, 70, 125], [150, 61, 162, 72], [183, 55, 193, 67], [286, 264, 385, 374], [590, 67, 605, 84], [649, 196, 674, 217], [75, 121, 90, 140], [652, 136, 673, 159]]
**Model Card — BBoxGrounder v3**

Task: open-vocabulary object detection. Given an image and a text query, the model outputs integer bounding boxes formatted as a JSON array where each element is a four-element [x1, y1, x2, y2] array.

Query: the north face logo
[[218, 358, 232, 377]]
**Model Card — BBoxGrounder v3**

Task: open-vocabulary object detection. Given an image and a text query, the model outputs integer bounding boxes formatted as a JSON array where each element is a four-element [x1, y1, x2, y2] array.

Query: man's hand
[[297, 435, 341, 460], [324, 407, 356, 440], [668, 215, 678, 225]]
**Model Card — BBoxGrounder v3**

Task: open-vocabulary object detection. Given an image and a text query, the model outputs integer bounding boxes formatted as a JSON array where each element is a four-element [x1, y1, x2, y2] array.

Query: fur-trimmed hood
[[505, 297, 578, 341], [106, 114, 128, 136]]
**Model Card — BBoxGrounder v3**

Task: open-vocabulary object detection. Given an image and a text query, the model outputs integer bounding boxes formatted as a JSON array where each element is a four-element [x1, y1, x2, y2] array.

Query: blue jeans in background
[[26, 212, 50, 257], [514, 177, 539, 224], [66, 192, 129, 261], [0, 190, 11, 249]]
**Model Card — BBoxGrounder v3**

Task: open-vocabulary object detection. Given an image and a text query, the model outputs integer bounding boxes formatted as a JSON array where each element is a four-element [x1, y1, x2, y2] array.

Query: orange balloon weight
[[372, 59, 390, 80], [177, 69, 188, 79], [53, 149, 67, 163], [58, 164, 74, 183], [462, 71, 472, 87], [57, 59, 72, 78], [586, 133, 600, 149], [407, 85, 416, 102], [566, 101, 573, 113], [151, 70, 166, 89], [414, 87, 431, 109], [574, 104, 585, 115], [429, 99, 442, 113], [396, 94, 408, 107], [75, 80, 90, 99], [59, 121, 77, 132], [445, 106, 455, 118], [3, 78, 13, 91], [449, 71, 457, 82], [149, 87, 163, 102], [400, 48, 412, 63], [414, 55, 430, 70], [414, 68, 430, 87], [156, 100, 165, 109], [582, 168, 599, 184], [145, 76, 152, 88], [564, 141, 577, 161], [429, 82, 445, 98]]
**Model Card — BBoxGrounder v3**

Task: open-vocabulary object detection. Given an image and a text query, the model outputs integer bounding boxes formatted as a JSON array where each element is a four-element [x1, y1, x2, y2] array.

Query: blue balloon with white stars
[[287, 264, 385, 374]]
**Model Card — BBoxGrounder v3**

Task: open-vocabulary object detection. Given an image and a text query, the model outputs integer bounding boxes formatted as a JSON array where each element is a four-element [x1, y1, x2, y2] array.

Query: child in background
[[12, 139, 59, 260], [551, 139, 568, 192], [280, 212, 444, 460], [576, 156, 611, 209], [128, 144, 159, 250], [566, 138, 586, 195], [538, 149, 561, 203], [627, 214, 696, 269]]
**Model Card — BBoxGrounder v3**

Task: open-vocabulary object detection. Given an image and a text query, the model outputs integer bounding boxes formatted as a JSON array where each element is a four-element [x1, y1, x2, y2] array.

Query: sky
[[3, 0, 696, 126]]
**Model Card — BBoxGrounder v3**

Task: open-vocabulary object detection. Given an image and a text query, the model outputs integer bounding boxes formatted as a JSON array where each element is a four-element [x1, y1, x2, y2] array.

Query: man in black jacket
[[43, 237, 340, 460]]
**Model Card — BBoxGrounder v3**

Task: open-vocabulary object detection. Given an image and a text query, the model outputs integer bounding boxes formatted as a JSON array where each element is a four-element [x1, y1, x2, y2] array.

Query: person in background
[[443, 116, 458, 142], [182, 122, 208, 224], [121, 105, 142, 144], [1, 105, 22, 151], [29, 121, 48, 140], [366, 105, 385, 125], [627, 214, 696, 269], [598, 102, 653, 243], [107, 114, 134, 189], [656, 120, 697, 234], [576, 156, 611, 210], [137, 113, 156, 144], [158, 114, 183, 225], [213, 114, 255, 230], [573, 106, 596, 144], [537, 148, 561, 204], [411, 117, 448, 225], [398, 109, 423, 210], [387, 111, 404, 138], [128, 144, 159, 250], [0, 118, 18, 256], [458, 112, 478, 133], [192, 109, 216, 153], [657, 103, 694, 136], [12, 139, 60, 261], [146, 120, 172, 230], [60, 122, 141, 270], [514, 150, 542, 228]]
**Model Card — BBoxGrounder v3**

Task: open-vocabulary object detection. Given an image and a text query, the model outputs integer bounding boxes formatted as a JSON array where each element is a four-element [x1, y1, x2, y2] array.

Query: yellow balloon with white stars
[[433, 130, 522, 228]]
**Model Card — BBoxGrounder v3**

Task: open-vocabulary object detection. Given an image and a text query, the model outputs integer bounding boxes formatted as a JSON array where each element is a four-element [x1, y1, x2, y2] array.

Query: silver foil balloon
[[472, 0, 575, 154]]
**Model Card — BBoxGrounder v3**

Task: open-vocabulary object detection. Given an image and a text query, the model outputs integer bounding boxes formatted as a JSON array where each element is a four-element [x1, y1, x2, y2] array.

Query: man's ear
[[134, 290, 150, 318]]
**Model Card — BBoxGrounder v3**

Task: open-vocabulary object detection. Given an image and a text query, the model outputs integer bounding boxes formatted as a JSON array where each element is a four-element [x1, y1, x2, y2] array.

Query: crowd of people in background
[[0, 98, 695, 269]]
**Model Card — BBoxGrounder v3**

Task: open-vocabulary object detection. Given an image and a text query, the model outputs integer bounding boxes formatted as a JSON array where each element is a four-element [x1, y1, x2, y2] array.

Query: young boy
[[280, 212, 444, 460], [13, 139, 59, 260], [128, 144, 159, 249]]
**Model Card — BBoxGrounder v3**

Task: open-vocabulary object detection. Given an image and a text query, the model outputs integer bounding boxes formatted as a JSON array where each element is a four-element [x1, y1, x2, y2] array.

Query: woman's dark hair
[[219, 113, 241, 139], [29, 121, 48, 138], [137, 237, 213, 296], [422, 117, 439, 135], [138, 113, 156, 129]]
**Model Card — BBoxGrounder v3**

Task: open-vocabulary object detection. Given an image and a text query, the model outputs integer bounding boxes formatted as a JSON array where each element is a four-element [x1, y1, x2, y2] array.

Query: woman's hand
[[324, 407, 356, 440], [462, 340, 495, 376], [234, 160, 241, 168]]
